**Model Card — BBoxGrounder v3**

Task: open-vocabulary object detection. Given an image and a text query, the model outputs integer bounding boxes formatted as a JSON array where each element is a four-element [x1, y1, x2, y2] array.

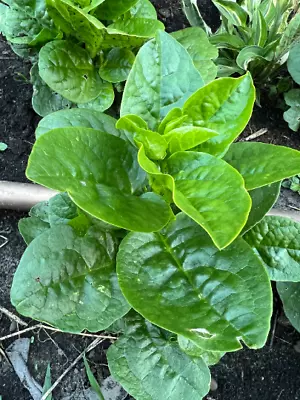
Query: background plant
[[9, 30, 300, 399], [0, 0, 164, 116]]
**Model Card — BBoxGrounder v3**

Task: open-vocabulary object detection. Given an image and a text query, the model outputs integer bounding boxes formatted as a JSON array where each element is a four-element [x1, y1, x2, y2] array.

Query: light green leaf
[[0, 142, 8, 151], [241, 182, 281, 234], [177, 336, 225, 366], [157, 108, 188, 135], [38, 41, 104, 103], [288, 42, 300, 85], [251, 10, 267, 47], [236, 46, 271, 70], [212, 0, 248, 26], [108, 18, 164, 38], [121, 30, 204, 130], [167, 151, 251, 249], [244, 216, 300, 282], [84, 356, 104, 400], [42, 364, 52, 400], [36, 108, 121, 139], [181, 0, 212, 34], [277, 281, 300, 332], [172, 27, 218, 83], [224, 142, 300, 190], [283, 89, 300, 132], [11, 223, 130, 332], [164, 126, 218, 154], [27, 127, 172, 232], [107, 312, 211, 400], [126, 0, 157, 19], [181, 74, 255, 156], [31, 64, 73, 117], [94, 0, 139, 20], [0, 4, 8, 35], [210, 33, 245, 50], [276, 14, 300, 60], [117, 213, 272, 351], [84, 0, 105, 13], [99, 48, 135, 83], [77, 81, 114, 112], [19, 217, 50, 245]]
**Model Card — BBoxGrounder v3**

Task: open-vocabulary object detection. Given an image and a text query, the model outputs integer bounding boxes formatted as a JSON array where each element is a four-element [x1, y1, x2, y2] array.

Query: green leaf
[[181, 74, 255, 157], [215, 57, 244, 78], [177, 335, 225, 366], [31, 64, 73, 117], [276, 14, 300, 60], [117, 213, 272, 351], [167, 151, 251, 249], [84, 0, 105, 13], [36, 108, 121, 139], [26, 127, 172, 232], [42, 364, 52, 400], [77, 81, 114, 112], [126, 0, 157, 19], [212, 0, 248, 26], [284, 89, 300, 132], [107, 312, 211, 400], [0, 4, 8, 35], [172, 27, 218, 83], [0, 142, 8, 151], [277, 281, 300, 332], [241, 182, 281, 234], [38, 41, 104, 103], [251, 10, 267, 47], [19, 216, 50, 245], [94, 0, 139, 20], [288, 42, 300, 85], [121, 30, 204, 130], [244, 216, 300, 282], [224, 142, 300, 190], [210, 33, 245, 50], [108, 18, 164, 38], [236, 46, 271, 71], [181, 0, 212, 34], [157, 108, 187, 135], [99, 48, 135, 83], [11, 223, 130, 332], [84, 356, 104, 400]]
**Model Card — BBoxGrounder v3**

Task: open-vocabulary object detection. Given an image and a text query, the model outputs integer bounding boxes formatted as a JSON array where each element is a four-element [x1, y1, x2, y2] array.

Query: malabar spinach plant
[[0, 0, 164, 116], [12, 31, 300, 399], [182, 0, 300, 87]]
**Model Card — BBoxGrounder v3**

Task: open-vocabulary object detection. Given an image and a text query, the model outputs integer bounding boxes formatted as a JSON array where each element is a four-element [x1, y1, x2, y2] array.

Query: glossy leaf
[[251, 10, 267, 47], [277, 281, 300, 332], [26, 127, 172, 232], [117, 213, 272, 351], [94, 0, 139, 20], [224, 142, 300, 190], [38, 41, 104, 103], [11, 224, 130, 332], [241, 182, 281, 234], [108, 18, 164, 38], [244, 216, 300, 282], [99, 48, 135, 83], [181, 74, 255, 156], [167, 151, 251, 249], [77, 81, 114, 113], [288, 42, 300, 85], [121, 31, 204, 130], [36, 108, 122, 139], [236, 46, 271, 70], [107, 312, 211, 400], [126, 0, 157, 19], [212, 0, 248, 27], [177, 336, 225, 366], [172, 27, 218, 83]]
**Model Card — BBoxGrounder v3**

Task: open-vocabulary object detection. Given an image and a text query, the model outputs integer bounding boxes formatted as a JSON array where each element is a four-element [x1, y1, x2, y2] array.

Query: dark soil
[[1, 1, 300, 399]]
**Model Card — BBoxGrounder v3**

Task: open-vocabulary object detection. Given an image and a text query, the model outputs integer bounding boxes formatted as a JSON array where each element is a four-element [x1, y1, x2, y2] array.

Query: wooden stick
[[0, 306, 28, 327]]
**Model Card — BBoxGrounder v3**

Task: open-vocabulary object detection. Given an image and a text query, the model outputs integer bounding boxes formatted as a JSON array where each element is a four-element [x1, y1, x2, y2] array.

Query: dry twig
[[0, 306, 28, 326], [244, 128, 268, 141]]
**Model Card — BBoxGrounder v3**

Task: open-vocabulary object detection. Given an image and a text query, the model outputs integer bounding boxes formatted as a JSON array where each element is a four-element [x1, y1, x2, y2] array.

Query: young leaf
[[212, 0, 248, 27], [283, 89, 300, 132], [121, 31, 204, 130], [35, 108, 122, 139], [177, 336, 225, 366], [39, 41, 105, 103], [11, 224, 130, 332], [171, 27, 218, 83], [236, 46, 272, 70], [42, 364, 52, 400], [84, 355, 105, 400], [224, 142, 300, 190], [288, 42, 300, 85], [117, 213, 272, 352], [108, 18, 164, 38], [244, 216, 300, 282], [167, 151, 251, 249], [251, 10, 267, 47], [241, 182, 281, 234], [181, 74, 255, 156], [99, 48, 135, 83], [107, 313, 211, 400], [26, 127, 172, 232], [277, 281, 300, 332], [93, 0, 139, 20]]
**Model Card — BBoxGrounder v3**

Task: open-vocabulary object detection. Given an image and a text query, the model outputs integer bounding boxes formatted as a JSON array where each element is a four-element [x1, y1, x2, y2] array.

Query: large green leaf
[[177, 336, 225, 366], [11, 223, 130, 332], [99, 48, 135, 83], [31, 64, 73, 117], [277, 281, 300, 332], [181, 74, 255, 156], [26, 127, 172, 232], [126, 0, 157, 19], [107, 312, 211, 400], [117, 213, 272, 351], [167, 151, 251, 249], [35, 108, 122, 139], [244, 216, 300, 282], [171, 27, 218, 83], [224, 142, 300, 190], [94, 0, 139, 20], [288, 42, 300, 85], [121, 30, 204, 130], [241, 182, 281, 234], [38, 41, 104, 103]]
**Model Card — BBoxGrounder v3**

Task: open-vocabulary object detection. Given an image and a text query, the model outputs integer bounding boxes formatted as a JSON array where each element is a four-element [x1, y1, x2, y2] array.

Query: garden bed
[[1, 1, 300, 399]]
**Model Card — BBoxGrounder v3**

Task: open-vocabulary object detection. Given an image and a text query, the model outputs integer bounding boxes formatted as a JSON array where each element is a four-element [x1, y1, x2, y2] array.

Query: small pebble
[[9, 320, 17, 332], [210, 377, 218, 392]]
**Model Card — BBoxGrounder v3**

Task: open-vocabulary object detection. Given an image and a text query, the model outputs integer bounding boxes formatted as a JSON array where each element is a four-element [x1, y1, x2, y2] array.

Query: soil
[[1, 1, 300, 399]]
